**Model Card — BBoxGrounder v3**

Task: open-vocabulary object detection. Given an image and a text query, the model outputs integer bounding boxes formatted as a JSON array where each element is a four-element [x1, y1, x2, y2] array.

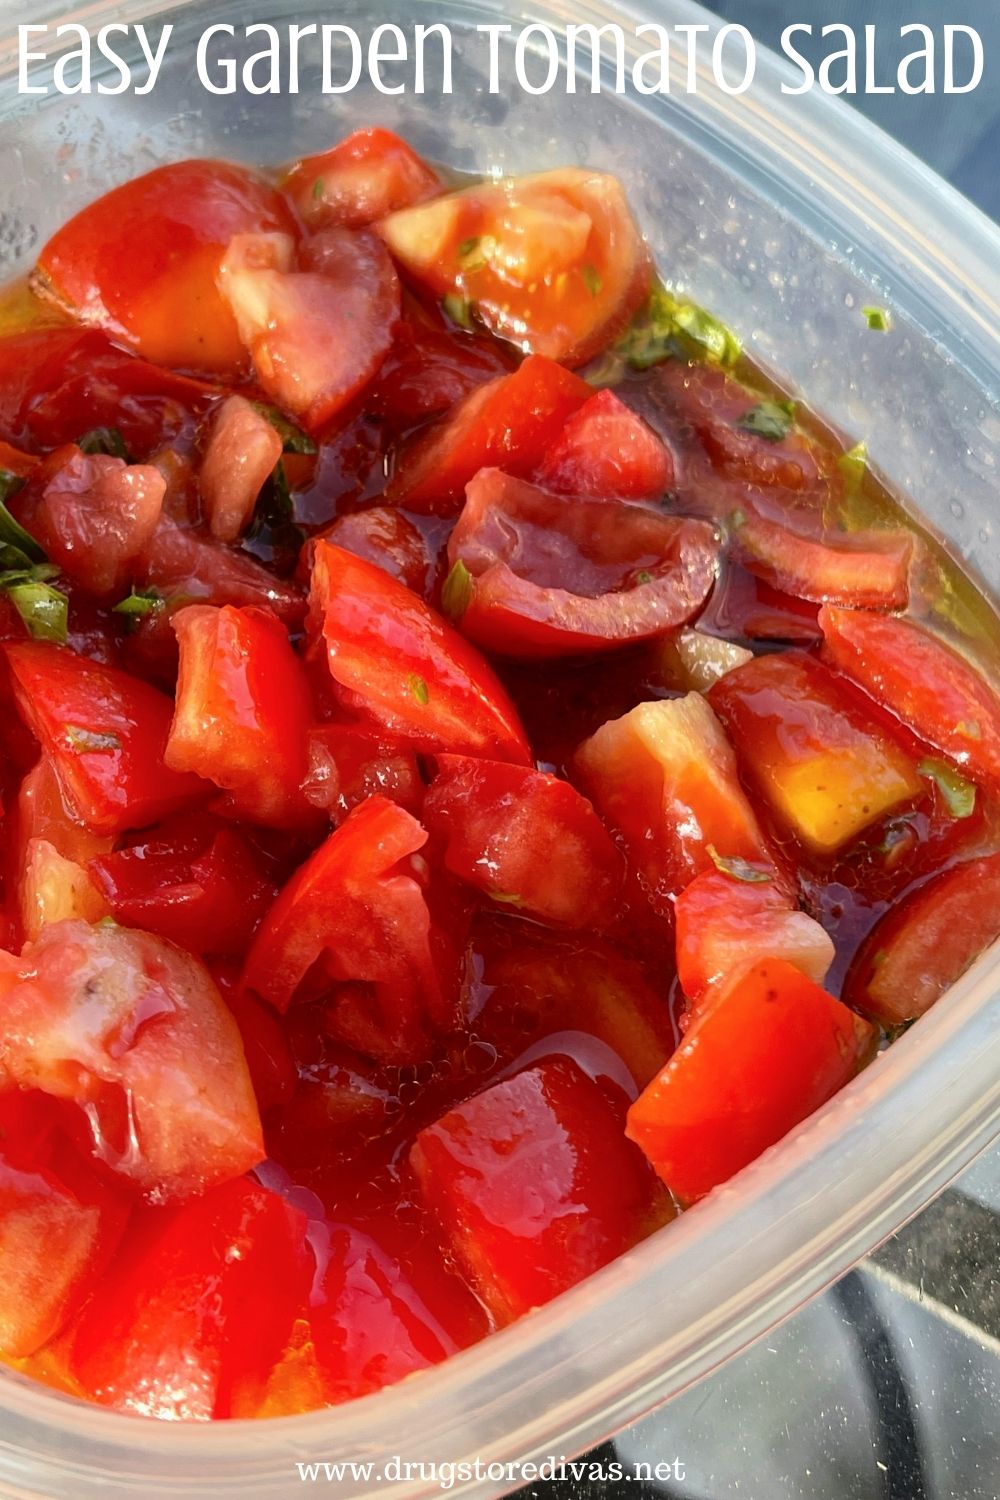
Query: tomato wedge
[[198, 396, 283, 543], [217, 227, 399, 432], [423, 755, 624, 928], [410, 1058, 655, 1323], [710, 652, 925, 855], [386, 354, 591, 514], [284, 127, 441, 231], [575, 693, 781, 911], [35, 160, 296, 377], [378, 167, 651, 365], [18, 444, 165, 599], [12, 758, 113, 942], [0, 920, 264, 1199], [536, 388, 674, 500], [309, 541, 531, 764], [68, 1178, 310, 1419], [627, 958, 875, 1202], [166, 604, 316, 828], [447, 469, 718, 658], [820, 605, 1000, 792], [845, 852, 1000, 1025], [241, 797, 446, 1048], [734, 514, 913, 609], [322, 507, 432, 597], [5, 641, 209, 836], [371, 304, 514, 431], [675, 869, 834, 1002]]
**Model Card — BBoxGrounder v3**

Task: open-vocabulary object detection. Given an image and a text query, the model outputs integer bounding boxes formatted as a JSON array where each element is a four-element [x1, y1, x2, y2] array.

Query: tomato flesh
[[198, 396, 283, 544], [536, 388, 674, 500], [284, 127, 441, 231], [735, 514, 913, 609]]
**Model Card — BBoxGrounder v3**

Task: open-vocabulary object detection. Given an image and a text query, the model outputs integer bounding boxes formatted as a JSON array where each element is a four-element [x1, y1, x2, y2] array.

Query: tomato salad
[[0, 128, 997, 1420]]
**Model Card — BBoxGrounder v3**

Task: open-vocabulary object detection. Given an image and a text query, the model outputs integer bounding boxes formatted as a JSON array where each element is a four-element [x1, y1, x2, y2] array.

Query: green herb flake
[[7, 581, 67, 643], [956, 719, 982, 740], [616, 282, 741, 373], [490, 891, 524, 907], [635, 570, 653, 585], [582, 263, 602, 297], [65, 725, 120, 754], [918, 757, 977, 819], [863, 305, 891, 332], [706, 844, 772, 883], [442, 293, 475, 331], [408, 673, 430, 706], [838, 441, 868, 495], [736, 399, 796, 443], [76, 426, 130, 460], [311, 177, 324, 201], [251, 404, 317, 456], [113, 587, 163, 619], [0, 472, 46, 567], [441, 559, 474, 621]]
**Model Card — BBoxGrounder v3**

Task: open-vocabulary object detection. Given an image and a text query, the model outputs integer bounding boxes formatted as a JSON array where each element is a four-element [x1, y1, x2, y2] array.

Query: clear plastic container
[[2, 1, 1000, 1495]]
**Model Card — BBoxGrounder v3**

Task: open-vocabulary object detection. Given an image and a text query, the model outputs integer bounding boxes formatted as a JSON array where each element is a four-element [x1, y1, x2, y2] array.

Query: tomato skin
[[627, 958, 875, 1203], [386, 354, 592, 515], [67, 1177, 311, 1419], [0, 920, 264, 1200], [0, 440, 39, 478], [372, 307, 514, 432], [735, 514, 913, 610], [410, 1057, 654, 1323], [536, 388, 674, 500], [5, 642, 210, 836], [423, 755, 624, 929], [845, 852, 1000, 1026], [575, 693, 781, 913], [675, 869, 834, 1001], [35, 160, 296, 377], [710, 651, 925, 856], [448, 469, 719, 658], [284, 127, 441, 231], [198, 395, 283, 544], [242, 797, 446, 1050], [378, 167, 651, 366], [135, 517, 306, 627], [218, 227, 400, 432], [820, 606, 1000, 792], [166, 605, 316, 828], [214, 977, 297, 1114], [302, 723, 423, 823], [309, 541, 531, 764], [321, 507, 432, 596], [18, 444, 166, 599]]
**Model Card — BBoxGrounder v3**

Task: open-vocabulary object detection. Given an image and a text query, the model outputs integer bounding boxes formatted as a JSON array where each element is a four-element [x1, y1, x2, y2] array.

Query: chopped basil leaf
[[582, 350, 625, 389], [311, 176, 324, 201], [441, 559, 474, 620], [616, 282, 741, 372], [408, 673, 429, 706], [442, 293, 474, 331], [918, 757, 977, 818], [838, 441, 868, 496], [0, 472, 46, 566], [706, 844, 772, 883], [863, 305, 890, 332], [246, 459, 305, 559], [251, 403, 317, 455], [635, 570, 653, 585], [77, 426, 130, 460], [736, 400, 796, 443], [8, 581, 67, 643], [582, 264, 602, 297], [113, 587, 162, 618], [65, 725, 120, 753]]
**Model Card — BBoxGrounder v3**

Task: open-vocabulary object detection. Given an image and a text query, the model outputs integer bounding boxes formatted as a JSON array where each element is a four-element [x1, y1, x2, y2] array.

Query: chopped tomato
[[710, 652, 924, 855], [701, 561, 823, 644], [372, 305, 514, 431], [135, 517, 306, 626], [386, 354, 591, 514], [447, 469, 718, 657], [627, 958, 875, 1202], [0, 440, 39, 478], [5, 641, 209, 836], [67, 1178, 310, 1418], [675, 869, 834, 1001], [575, 693, 781, 912], [166, 605, 316, 828], [536, 388, 674, 500], [735, 514, 913, 609], [242, 798, 447, 1052], [321, 507, 431, 596], [17, 444, 165, 599], [198, 396, 283, 543], [212, 970, 297, 1114], [89, 823, 275, 957], [820, 606, 1000, 792], [217, 228, 400, 432], [284, 127, 441, 230], [423, 755, 623, 928], [845, 852, 1000, 1026], [410, 1057, 655, 1323], [309, 541, 531, 764], [20, 839, 108, 943], [302, 724, 423, 823], [0, 920, 264, 1199], [378, 168, 651, 365], [35, 160, 296, 377]]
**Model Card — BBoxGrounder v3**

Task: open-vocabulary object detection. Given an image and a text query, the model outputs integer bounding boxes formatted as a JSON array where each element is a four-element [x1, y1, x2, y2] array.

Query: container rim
[[1, 0, 1000, 1495]]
